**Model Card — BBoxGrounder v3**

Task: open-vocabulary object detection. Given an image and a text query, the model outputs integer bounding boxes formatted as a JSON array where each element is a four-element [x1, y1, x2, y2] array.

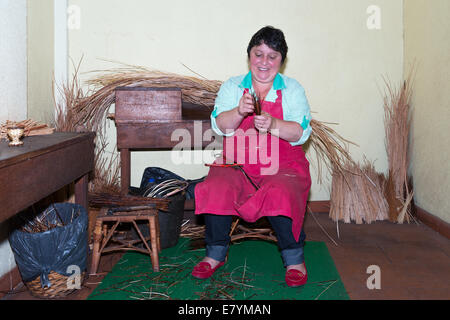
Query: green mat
[[88, 238, 348, 300]]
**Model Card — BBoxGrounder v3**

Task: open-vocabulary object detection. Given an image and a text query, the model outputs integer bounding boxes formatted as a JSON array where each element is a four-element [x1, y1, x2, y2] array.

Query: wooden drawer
[[115, 87, 182, 121], [115, 120, 219, 149]]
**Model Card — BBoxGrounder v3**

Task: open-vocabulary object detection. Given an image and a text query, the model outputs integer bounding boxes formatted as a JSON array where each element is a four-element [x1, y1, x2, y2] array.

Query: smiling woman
[[193, 26, 313, 288]]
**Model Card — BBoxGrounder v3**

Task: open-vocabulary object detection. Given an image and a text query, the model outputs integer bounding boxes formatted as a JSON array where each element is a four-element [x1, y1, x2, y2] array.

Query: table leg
[[149, 217, 160, 272], [120, 148, 131, 195], [74, 174, 89, 210]]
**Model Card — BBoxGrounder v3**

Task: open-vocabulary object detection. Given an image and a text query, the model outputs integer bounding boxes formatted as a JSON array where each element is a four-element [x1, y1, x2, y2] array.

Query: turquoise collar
[[239, 72, 286, 91]]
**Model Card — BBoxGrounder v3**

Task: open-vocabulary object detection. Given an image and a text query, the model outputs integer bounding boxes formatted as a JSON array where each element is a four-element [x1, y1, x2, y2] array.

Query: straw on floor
[[87, 237, 348, 300]]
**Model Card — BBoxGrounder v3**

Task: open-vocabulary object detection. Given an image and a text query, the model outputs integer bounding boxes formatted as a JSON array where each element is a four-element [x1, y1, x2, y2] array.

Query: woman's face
[[249, 43, 283, 86]]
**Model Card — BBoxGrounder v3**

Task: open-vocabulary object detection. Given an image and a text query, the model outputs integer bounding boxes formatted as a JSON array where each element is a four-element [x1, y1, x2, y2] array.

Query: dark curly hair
[[247, 26, 288, 63]]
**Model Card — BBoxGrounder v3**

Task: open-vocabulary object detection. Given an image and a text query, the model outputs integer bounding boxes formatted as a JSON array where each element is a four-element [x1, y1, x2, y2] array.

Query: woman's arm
[[215, 92, 255, 134], [272, 76, 312, 146], [254, 112, 303, 142]]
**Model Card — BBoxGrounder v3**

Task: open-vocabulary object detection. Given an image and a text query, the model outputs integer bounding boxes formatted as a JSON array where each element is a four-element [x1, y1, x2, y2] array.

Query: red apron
[[195, 89, 311, 242]]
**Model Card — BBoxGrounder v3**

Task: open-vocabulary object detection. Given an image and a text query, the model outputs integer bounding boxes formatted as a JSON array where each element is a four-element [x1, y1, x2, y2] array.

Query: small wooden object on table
[[90, 204, 161, 274]]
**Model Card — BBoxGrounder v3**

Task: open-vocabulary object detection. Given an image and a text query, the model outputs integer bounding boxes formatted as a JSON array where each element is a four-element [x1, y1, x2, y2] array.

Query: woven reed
[[25, 271, 86, 299], [89, 192, 170, 211]]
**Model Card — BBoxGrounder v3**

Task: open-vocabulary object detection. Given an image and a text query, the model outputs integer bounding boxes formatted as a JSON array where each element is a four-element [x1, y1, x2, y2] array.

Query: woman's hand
[[237, 92, 255, 117], [254, 111, 274, 134]]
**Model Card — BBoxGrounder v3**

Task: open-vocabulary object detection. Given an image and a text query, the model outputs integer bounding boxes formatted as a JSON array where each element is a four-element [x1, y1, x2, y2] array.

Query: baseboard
[[0, 266, 21, 299], [306, 200, 331, 214], [415, 205, 450, 239]]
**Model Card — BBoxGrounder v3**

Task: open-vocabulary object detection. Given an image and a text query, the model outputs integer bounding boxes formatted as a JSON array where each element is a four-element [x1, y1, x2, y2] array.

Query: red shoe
[[192, 261, 225, 279], [285, 268, 308, 287]]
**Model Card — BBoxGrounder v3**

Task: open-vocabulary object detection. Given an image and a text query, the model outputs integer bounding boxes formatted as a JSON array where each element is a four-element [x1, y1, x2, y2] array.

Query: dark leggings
[[204, 214, 306, 265]]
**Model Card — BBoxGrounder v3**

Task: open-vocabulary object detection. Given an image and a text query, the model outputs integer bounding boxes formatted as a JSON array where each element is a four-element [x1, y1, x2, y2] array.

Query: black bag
[[131, 192, 186, 249], [9, 203, 88, 288], [130, 167, 204, 249], [138, 167, 205, 200]]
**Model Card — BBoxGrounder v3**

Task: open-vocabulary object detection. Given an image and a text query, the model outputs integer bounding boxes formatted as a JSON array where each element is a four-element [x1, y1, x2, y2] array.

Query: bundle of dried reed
[[329, 159, 389, 224], [308, 119, 357, 183], [54, 59, 121, 195], [382, 72, 414, 223], [86, 63, 222, 107], [54, 59, 94, 132], [89, 129, 121, 195], [1, 119, 55, 140]]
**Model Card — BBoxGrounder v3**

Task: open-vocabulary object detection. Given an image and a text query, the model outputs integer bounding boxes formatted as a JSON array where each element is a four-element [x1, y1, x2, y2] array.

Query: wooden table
[[114, 87, 220, 196], [0, 132, 95, 223]]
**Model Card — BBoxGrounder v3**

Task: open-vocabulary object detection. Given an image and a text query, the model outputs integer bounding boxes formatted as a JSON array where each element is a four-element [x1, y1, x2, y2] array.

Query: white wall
[[68, 0, 404, 200], [0, 0, 28, 122], [404, 0, 450, 223], [27, 0, 55, 124], [0, 0, 28, 280]]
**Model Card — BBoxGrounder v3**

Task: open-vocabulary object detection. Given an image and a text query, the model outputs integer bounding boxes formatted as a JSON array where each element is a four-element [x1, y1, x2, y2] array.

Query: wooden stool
[[229, 217, 278, 243], [90, 205, 161, 275]]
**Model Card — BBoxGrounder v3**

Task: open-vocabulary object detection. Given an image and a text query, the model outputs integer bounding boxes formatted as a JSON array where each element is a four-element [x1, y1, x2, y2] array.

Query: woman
[[193, 26, 312, 287]]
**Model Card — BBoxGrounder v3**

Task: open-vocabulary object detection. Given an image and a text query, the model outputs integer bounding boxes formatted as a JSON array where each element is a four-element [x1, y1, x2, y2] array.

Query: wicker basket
[[25, 271, 86, 299]]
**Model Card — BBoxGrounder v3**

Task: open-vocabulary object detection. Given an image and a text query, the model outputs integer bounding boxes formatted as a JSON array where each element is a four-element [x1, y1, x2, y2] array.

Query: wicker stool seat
[[90, 205, 161, 274], [229, 217, 278, 243]]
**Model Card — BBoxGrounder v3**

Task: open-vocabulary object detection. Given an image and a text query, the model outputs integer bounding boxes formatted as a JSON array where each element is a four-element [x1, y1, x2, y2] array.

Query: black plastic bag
[[9, 203, 88, 288], [131, 192, 186, 249], [128, 167, 205, 249], [138, 167, 205, 200]]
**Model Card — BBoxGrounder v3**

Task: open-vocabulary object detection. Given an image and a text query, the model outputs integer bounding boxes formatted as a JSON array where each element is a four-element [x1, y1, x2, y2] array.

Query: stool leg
[[155, 214, 161, 252], [90, 220, 103, 275], [148, 217, 160, 272], [101, 223, 108, 248]]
